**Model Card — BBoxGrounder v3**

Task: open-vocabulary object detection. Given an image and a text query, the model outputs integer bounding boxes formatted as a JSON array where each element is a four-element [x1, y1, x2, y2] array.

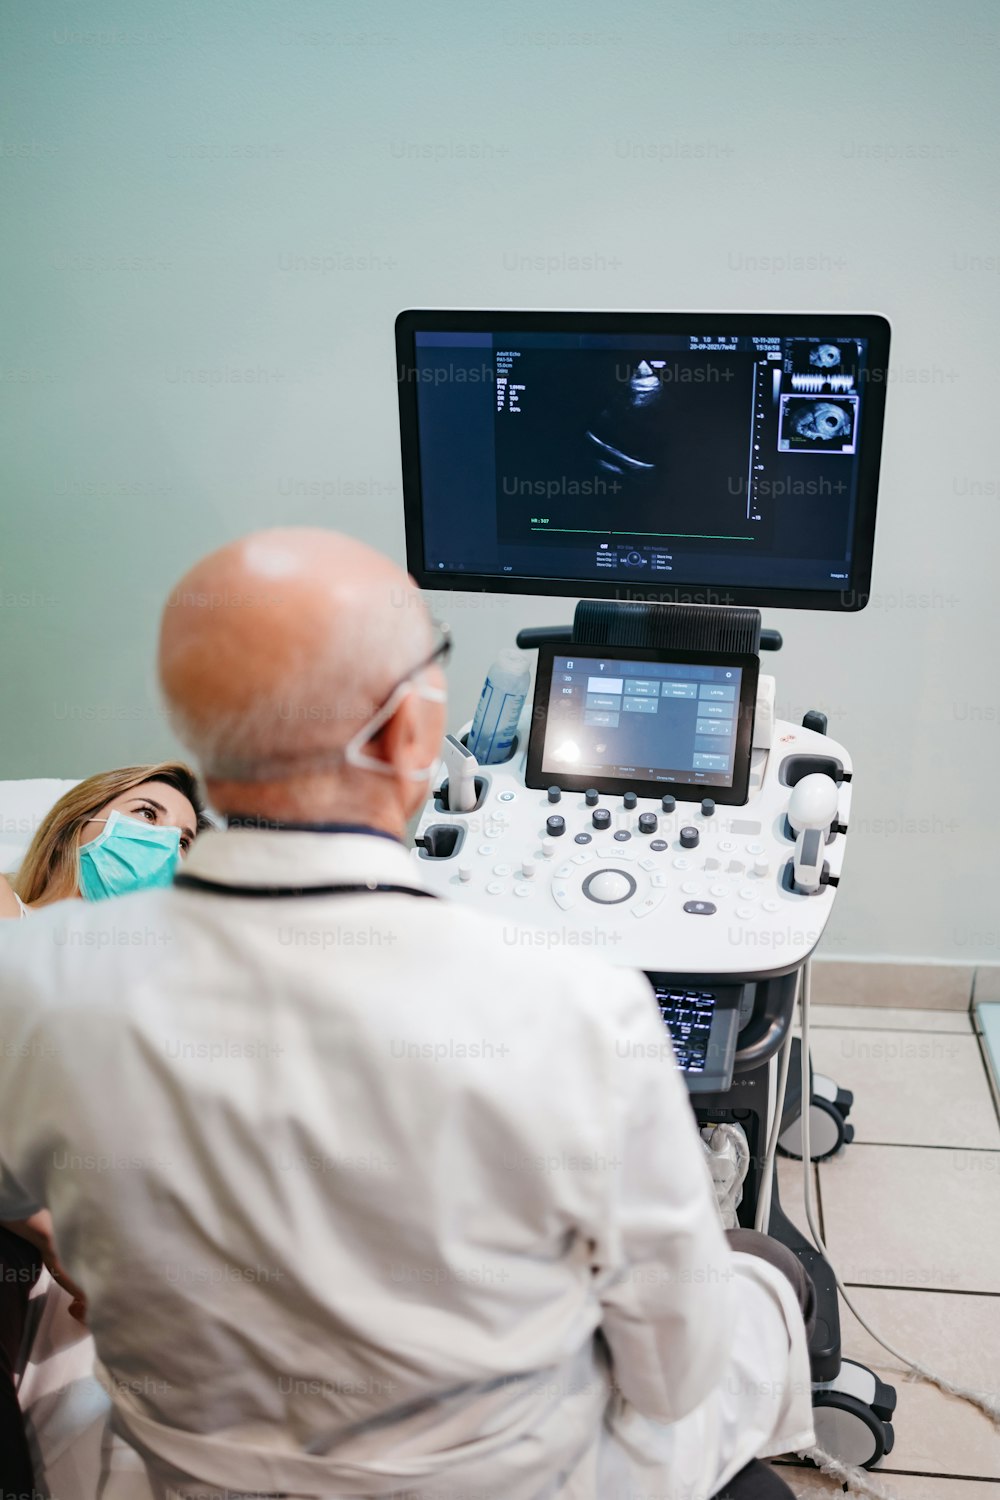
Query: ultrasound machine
[[396, 309, 896, 1470]]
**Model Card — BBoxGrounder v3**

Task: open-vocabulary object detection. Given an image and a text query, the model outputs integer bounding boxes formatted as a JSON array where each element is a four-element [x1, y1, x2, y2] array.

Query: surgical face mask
[[344, 678, 447, 782], [78, 809, 182, 902]]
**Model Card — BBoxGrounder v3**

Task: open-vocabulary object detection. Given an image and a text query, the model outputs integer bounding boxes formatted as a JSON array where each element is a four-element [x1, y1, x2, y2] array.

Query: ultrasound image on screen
[[788, 339, 859, 382], [542, 655, 743, 788], [778, 395, 858, 454], [494, 348, 758, 552]]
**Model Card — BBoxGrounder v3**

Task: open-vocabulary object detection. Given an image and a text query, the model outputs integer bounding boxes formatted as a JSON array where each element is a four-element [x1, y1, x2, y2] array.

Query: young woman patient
[[0, 760, 206, 917], [0, 761, 207, 1496]]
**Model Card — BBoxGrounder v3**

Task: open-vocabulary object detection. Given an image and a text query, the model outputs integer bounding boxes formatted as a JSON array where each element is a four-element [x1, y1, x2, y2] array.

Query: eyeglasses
[[377, 618, 452, 708]]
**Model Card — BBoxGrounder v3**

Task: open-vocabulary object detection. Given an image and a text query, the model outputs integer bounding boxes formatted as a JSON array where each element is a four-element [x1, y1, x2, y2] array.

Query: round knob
[[638, 812, 658, 835], [547, 786, 562, 804], [541, 839, 557, 859], [592, 808, 612, 830], [459, 865, 472, 883], [787, 773, 839, 834], [701, 798, 716, 817], [680, 826, 700, 849], [661, 794, 676, 814], [585, 870, 633, 904], [585, 788, 600, 807], [623, 791, 638, 810], [522, 860, 536, 879], [753, 857, 770, 877], [546, 814, 566, 837]]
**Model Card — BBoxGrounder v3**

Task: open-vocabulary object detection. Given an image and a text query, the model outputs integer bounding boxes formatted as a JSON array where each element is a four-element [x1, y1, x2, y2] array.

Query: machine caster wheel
[[812, 1360, 897, 1469], [779, 1073, 854, 1161]]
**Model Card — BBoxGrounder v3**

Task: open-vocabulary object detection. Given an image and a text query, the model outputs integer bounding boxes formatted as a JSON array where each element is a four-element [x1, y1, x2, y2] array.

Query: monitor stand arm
[[515, 606, 782, 654]]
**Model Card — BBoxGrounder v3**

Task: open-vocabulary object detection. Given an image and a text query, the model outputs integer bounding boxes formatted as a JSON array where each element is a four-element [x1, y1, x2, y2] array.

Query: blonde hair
[[12, 762, 206, 908]]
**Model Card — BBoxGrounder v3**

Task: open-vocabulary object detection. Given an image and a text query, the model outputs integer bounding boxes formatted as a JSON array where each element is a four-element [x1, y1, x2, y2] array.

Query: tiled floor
[[768, 1002, 1000, 1499]]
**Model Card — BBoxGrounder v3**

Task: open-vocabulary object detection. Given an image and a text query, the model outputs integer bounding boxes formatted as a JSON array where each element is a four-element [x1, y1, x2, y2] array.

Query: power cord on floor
[[794, 955, 999, 1498]]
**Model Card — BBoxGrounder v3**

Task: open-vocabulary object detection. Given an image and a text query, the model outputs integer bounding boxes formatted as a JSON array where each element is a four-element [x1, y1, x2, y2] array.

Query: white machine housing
[[413, 674, 851, 981]]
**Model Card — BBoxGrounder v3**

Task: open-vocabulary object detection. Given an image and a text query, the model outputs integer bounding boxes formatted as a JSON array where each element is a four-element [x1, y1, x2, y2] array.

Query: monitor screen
[[526, 645, 759, 804], [396, 310, 890, 610]]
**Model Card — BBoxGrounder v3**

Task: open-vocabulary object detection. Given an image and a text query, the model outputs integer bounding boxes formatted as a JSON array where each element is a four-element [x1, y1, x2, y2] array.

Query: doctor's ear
[[375, 685, 447, 778]]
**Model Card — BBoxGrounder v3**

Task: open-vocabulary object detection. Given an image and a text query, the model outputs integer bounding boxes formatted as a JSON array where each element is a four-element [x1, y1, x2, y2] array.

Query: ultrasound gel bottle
[[466, 649, 531, 765]]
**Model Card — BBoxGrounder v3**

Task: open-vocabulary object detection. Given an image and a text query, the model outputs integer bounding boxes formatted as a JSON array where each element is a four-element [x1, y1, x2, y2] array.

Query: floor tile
[[811, 961, 973, 1012], [810, 1005, 972, 1033], [818, 1144, 1000, 1294], [773, 1464, 1000, 1498], [806, 1029, 1000, 1149], [835, 1288, 1000, 1478]]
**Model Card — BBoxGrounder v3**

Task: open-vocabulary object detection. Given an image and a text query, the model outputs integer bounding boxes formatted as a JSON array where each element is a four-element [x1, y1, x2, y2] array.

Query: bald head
[[159, 529, 444, 822]]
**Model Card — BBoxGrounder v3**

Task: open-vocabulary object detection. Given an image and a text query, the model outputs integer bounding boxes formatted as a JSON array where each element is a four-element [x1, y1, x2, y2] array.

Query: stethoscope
[[173, 874, 437, 901]]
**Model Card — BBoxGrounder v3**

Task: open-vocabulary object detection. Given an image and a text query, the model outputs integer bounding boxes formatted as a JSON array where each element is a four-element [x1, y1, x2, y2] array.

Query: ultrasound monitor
[[396, 310, 890, 610]]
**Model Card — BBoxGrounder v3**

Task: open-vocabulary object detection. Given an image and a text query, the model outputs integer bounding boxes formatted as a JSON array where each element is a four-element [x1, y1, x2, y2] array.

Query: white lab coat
[[0, 829, 812, 1499]]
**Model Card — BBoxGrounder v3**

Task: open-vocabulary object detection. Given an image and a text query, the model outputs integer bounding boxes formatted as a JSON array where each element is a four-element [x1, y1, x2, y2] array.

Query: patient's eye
[[136, 802, 158, 823]]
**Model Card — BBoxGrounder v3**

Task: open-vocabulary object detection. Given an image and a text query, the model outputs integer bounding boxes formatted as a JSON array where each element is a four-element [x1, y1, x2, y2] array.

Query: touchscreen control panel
[[526, 645, 758, 805]]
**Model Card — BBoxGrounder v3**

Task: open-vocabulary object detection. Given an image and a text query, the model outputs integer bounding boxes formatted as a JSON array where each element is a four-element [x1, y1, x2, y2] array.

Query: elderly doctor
[[0, 529, 813, 1500]]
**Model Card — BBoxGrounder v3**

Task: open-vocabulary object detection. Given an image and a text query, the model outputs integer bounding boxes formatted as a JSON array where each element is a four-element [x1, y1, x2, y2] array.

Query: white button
[[762, 899, 780, 913], [739, 886, 758, 901], [555, 862, 574, 878], [477, 844, 495, 856], [631, 892, 665, 918], [672, 857, 691, 870], [521, 861, 535, 879], [650, 871, 669, 888], [754, 858, 770, 878], [513, 883, 532, 897], [572, 850, 594, 865], [486, 882, 506, 896], [599, 843, 635, 861], [493, 864, 512, 877], [458, 866, 472, 883], [541, 840, 557, 859], [638, 857, 657, 872], [734, 906, 755, 920], [552, 884, 575, 910], [498, 791, 516, 802], [710, 883, 728, 898], [747, 841, 766, 856], [727, 860, 745, 875], [681, 880, 701, 895], [587, 870, 633, 903], [484, 824, 505, 840], [717, 839, 737, 853]]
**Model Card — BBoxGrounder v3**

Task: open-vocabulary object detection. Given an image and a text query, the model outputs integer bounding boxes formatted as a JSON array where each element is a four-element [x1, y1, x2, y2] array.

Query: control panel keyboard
[[649, 981, 742, 1092], [657, 989, 716, 1074], [412, 713, 852, 979]]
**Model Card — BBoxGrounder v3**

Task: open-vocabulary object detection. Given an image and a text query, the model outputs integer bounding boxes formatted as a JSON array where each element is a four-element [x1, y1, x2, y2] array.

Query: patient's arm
[[1, 1210, 88, 1322]]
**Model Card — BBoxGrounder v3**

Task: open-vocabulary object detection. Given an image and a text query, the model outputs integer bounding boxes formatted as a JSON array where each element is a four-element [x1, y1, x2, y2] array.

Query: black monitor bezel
[[525, 643, 760, 806], [395, 308, 891, 612]]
